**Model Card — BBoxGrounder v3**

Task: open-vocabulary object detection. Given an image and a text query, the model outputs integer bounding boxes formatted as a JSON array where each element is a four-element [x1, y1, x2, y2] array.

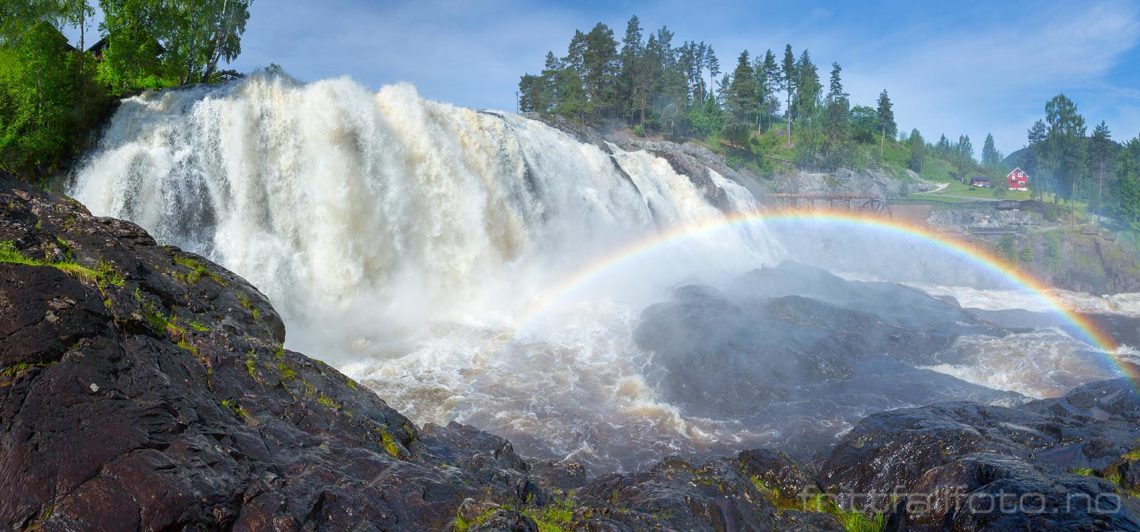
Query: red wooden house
[[1007, 167, 1029, 191]]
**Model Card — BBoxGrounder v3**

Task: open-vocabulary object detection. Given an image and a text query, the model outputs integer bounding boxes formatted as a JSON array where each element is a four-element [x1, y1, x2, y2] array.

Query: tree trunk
[[785, 91, 793, 146], [1098, 161, 1104, 211]]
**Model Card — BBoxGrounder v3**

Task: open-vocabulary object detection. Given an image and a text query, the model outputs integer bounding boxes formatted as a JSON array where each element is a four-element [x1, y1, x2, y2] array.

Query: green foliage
[[454, 506, 500, 532], [999, 235, 1016, 261], [173, 255, 224, 285], [981, 132, 1002, 169], [454, 495, 577, 532], [523, 496, 576, 532], [0, 0, 253, 182], [688, 98, 723, 139], [375, 426, 403, 458], [1, 361, 55, 381], [276, 361, 296, 381], [798, 494, 885, 532], [0, 22, 109, 181], [517, 17, 945, 179], [0, 240, 122, 288], [100, 0, 252, 86], [1018, 245, 1033, 263], [245, 353, 258, 379], [236, 292, 261, 320], [724, 50, 759, 127], [220, 398, 249, 419], [316, 394, 340, 410], [1118, 138, 1140, 222], [907, 129, 925, 172]]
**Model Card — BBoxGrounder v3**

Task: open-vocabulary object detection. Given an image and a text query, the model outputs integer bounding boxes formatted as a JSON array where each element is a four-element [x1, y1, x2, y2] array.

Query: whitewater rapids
[[70, 71, 1131, 472]]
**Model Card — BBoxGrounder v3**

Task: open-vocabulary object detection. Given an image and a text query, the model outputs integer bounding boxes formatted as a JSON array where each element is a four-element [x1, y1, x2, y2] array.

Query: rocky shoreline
[[2, 175, 1139, 530]]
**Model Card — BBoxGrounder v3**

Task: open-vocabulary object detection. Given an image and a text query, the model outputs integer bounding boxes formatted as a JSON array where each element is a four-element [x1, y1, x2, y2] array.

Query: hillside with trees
[[1010, 94, 1140, 226], [519, 17, 1000, 180], [0, 0, 252, 183], [516, 16, 1140, 230]]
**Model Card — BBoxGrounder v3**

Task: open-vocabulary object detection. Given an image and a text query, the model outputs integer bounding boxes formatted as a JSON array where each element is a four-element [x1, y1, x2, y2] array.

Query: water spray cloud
[[522, 209, 1137, 385]]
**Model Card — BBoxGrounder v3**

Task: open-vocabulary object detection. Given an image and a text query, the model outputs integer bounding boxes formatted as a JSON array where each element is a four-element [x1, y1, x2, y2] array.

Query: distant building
[[969, 176, 993, 188], [85, 37, 109, 60], [1007, 167, 1029, 191], [85, 37, 165, 62]]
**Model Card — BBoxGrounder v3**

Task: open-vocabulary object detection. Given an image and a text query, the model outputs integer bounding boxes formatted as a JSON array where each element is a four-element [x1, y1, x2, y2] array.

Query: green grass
[[0, 361, 56, 380], [220, 399, 249, 420], [173, 255, 225, 285], [455, 506, 500, 532], [0, 240, 125, 288], [454, 495, 577, 532], [245, 354, 259, 380], [524, 496, 575, 532], [237, 292, 261, 320], [1124, 449, 1140, 461], [799, 494, 886, 532], [747, 473, 883, 532], [375, 426, 403, 458], [316, 394, 340, 410]]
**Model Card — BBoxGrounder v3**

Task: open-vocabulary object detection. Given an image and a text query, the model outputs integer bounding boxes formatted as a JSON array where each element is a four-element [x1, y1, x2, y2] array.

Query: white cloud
[[841, 0, 1140, 154]]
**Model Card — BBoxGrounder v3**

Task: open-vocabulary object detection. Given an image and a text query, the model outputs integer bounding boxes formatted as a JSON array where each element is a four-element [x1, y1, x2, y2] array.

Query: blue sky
[[72, 0, 1140, 155]]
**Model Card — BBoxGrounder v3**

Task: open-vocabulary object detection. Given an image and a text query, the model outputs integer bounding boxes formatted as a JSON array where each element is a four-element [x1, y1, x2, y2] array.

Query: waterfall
[[71, 70, 779, 357]]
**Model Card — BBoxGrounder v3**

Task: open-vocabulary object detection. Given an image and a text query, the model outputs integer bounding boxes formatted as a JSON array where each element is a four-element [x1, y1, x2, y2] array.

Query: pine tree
[[935, 134, 951, 157], [875, 89, 895, 158], [1042, 93, 1087, 203], [723, 50, 758, 145], [1090, 120, 1113, 211], [703, 43, 720, 103], [726, 51, 757, 123], [823, 62, 849, 168], [981, 133, 1001, 169], [956, 135, 973, 162], [582, 23, 618, 119], [1118, 136, 1140, 221], [781, 44, 796, 143], [617, 16, 643, 122], [907, 129, 926, 172], [793, 50, 820, 123], [756, 49, 780, 133]]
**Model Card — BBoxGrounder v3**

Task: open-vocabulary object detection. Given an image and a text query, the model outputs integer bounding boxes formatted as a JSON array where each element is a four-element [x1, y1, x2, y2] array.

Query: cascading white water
[[72, 70, 779, 355], [71, 71, 786, 471], [69, 70, 1133, 472]]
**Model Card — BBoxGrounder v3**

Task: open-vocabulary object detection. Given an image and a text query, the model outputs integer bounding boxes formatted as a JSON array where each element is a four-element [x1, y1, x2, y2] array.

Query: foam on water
[[68, 71, 1137, 471]]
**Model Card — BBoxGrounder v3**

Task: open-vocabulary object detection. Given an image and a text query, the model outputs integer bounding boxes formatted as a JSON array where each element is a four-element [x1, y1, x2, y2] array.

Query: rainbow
[[521, 208, 1139, 384]]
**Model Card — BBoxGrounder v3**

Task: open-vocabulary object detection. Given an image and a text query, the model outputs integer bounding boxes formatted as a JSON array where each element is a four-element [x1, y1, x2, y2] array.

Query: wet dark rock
[[634, 262, 1020, 453], [528, 460, 590, 491], [3, 173, 1138, 531], [0, 175, 849, 531], [527, 114, 761, 209], [468, 509, 538, 532], [897, 453, 1131, 530], [574, 454, 844, 531], [0, 176, 544, 530], [739, 448, 814, 499], [819, 378, 1140, 530]]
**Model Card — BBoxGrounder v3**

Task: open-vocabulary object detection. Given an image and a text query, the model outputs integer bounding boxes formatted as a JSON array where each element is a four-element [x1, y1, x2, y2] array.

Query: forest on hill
[[518, 16, 1140, 226]]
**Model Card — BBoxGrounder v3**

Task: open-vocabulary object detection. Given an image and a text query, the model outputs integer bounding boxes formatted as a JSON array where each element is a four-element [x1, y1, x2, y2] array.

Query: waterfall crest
[[71, 71, 779, 355]]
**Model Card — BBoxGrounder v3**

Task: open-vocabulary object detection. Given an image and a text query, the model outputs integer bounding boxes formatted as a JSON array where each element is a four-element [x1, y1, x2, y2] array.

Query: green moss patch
[[173, 255, 225, 286], [0, 240, 124, 289]]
